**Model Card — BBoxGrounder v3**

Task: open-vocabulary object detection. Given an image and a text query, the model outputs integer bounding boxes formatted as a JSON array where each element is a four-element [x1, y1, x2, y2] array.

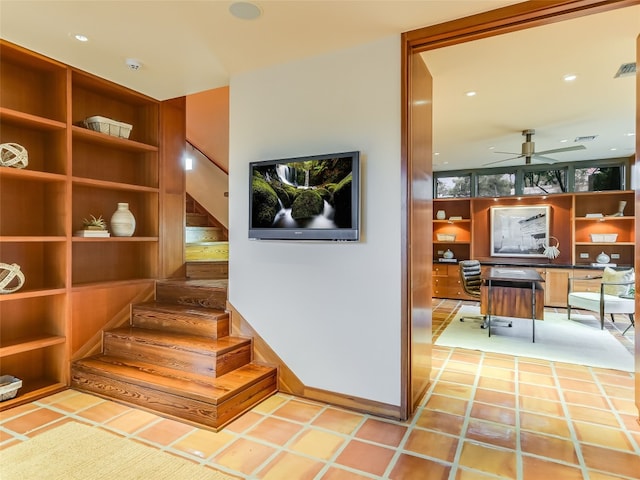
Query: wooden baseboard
[[302, 386, 403, 420], [226, 301, 403, 420]]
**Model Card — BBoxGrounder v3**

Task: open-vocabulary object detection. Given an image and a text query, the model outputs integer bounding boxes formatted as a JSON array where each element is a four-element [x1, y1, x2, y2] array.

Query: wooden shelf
[[71, 177, 159, 193], [433, 219, 470, 223], [0, 335, 66, 357], [575, 241, 635, 246], [0, 381, 66, 412], [0, 39, 171, 406], [71, 125, 158, 152], [0, 168, 67, 183], [574, 216, 634, 221], [0, 107, 66, 130], [0, 287, 66, 302]]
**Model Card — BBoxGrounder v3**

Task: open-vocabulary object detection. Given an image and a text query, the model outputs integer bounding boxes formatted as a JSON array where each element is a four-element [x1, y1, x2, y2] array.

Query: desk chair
[[459, 260, 513, 330], [567, 268, 635, 334]]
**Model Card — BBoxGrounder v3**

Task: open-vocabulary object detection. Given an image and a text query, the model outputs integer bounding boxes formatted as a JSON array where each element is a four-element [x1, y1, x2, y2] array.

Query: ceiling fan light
[[563, 74, 577, 82]]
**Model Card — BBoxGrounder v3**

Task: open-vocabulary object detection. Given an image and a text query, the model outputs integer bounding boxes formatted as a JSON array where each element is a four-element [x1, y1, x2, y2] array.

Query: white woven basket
[[0, 263, 25, 294], [0, 143, 28, 169]]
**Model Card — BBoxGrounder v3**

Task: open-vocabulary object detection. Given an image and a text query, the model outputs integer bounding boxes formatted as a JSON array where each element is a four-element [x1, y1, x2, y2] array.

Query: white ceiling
[[1, 1, 637, 171], [423, 5, 639, 171]]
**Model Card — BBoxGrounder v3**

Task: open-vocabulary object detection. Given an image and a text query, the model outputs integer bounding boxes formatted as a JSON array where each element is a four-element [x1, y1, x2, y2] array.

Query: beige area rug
[[436, 305, 634, 372], [1, 422, 237, 480]]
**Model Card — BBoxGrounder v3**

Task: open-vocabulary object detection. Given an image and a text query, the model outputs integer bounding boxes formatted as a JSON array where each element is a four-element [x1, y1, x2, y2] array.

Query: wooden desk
[[481, 267, 545, 342]]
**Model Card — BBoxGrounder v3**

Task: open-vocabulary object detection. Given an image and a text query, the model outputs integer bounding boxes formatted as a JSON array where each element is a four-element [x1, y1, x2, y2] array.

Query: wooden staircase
[[71, 279, 277, 431], [186, 194, 228, 280]]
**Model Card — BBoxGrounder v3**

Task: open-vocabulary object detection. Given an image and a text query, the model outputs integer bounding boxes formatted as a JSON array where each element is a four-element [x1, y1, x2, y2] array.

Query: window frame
[[434, 158, 630, 198]]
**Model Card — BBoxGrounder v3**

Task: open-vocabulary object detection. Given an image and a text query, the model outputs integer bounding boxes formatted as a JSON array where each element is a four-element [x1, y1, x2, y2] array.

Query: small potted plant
[[82, 215, 107, 231], [75, 215, 110, 237]]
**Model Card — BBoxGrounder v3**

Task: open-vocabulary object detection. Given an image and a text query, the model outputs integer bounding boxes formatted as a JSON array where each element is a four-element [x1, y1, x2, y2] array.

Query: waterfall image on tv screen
[[249, 151, 360, 241]]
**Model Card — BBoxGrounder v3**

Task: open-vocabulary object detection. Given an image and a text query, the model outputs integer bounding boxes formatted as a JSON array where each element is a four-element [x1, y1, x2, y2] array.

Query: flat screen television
[[249, 151, 360, 241]]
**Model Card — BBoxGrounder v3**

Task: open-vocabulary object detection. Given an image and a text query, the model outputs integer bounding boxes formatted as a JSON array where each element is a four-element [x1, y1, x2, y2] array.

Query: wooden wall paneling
[[158, 97, 187, 279], [70, 281, 155, 355], [402, 47, 433, 418]]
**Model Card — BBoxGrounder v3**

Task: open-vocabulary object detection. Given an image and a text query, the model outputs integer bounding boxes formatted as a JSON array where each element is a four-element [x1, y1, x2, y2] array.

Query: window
[[574, 166, 622, 192], [477, 172, 515, 197], [435, 175, 471, 198], [434, 160, 628, 198], [523, 169, 567, 195]]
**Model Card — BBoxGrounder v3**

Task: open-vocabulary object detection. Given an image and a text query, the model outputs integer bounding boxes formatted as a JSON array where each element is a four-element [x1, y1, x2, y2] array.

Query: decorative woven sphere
[[0, 143, 29, 169], [0, 263, 25, 294]]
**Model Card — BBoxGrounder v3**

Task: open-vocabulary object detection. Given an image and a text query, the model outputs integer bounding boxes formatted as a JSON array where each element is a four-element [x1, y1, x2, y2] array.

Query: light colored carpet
[[0, 422, 237, 480], [436, 305, 634, 372]]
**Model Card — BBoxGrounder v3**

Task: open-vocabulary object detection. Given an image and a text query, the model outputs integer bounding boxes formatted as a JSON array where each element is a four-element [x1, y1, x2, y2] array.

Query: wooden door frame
[[400, 0, 638, 419]]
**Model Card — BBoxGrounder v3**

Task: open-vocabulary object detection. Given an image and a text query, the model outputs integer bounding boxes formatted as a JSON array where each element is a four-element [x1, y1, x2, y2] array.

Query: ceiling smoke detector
[[125, 58, 142, 71], [614, 62, 636, 78]]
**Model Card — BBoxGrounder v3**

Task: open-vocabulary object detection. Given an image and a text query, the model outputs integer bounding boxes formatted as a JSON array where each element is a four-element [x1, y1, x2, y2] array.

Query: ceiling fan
[[484, 129, 586, 166]]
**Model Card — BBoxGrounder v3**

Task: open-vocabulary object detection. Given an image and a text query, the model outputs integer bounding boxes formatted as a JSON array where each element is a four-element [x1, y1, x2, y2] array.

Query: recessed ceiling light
[[465, 91, 477, 97], [488, 146, 495, 150], [73, 34, 89, 42], [563, 74, 577, 82], [624, 132, 635, 137], [434, 152, 440, 156], [560, 139, 568, 143], [229, 2, 262, 20], [610, 147, 617, 151]]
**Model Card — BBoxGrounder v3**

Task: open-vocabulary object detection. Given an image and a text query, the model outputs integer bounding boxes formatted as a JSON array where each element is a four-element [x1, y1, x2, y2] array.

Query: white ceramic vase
[[596, 251, 610, 264], [436, 210, 446, 220], [110, 203, 136, 237]]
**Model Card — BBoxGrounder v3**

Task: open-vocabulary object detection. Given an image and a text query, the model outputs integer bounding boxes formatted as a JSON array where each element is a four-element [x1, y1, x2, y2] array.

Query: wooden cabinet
[[543, 268, 571, 307], [431, 263, 474, 299], [0, 40, 182, 410], [433, 198, 471, 262], [431, 190, 634, 304], [573, 191, 635, 267]]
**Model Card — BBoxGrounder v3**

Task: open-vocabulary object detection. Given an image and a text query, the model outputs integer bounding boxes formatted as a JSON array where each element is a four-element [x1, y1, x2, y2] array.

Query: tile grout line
[[550, 361, 591, 478], [445, 347, 484, 480]]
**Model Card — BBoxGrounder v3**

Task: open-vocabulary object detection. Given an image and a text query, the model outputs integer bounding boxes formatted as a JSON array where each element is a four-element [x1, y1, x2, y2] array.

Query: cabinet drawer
[[571, 280, 601, 292], [432, 264, 449, 277]]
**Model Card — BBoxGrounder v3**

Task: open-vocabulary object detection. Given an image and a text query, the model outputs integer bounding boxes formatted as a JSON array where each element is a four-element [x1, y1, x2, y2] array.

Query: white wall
[[228, 35, 403, 406], [186, 146, 229, 229]]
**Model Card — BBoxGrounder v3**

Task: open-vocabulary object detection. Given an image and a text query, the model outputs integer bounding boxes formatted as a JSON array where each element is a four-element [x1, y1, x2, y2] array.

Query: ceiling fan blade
[[493, 151, 521, 155], [483, 155, 521, 166], [530, 154, 559, 163], [536, 145, 586, 155]]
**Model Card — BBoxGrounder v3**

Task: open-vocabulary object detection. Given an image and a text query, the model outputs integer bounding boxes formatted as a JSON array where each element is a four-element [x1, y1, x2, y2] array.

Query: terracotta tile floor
[[1, 300, 638, 479]]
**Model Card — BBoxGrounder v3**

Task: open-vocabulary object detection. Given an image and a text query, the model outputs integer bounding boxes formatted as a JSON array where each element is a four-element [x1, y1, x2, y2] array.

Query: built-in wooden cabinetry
[[432, 191, 635, 304], [0, 41, 182, 410], [572, 191, 635, 267]]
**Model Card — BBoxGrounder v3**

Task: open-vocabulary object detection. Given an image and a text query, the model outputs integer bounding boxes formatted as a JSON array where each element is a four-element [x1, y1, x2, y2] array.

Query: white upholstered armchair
[[567, 267, 635, 334]]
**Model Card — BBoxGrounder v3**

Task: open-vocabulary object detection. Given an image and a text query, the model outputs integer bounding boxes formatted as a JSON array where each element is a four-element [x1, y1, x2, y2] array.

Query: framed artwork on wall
[[490, 205, 550, 257]]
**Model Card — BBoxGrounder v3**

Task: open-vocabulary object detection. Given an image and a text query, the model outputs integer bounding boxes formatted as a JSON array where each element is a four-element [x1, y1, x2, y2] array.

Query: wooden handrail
[[186, 139, 228, 175]]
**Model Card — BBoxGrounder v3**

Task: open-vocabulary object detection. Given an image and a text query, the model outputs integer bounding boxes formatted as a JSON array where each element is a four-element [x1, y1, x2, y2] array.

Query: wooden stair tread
[[158, 278, 228, 290], [134, 301, 227, 318], [107, 327, 250, 354], [74, 356, 275, 404]]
